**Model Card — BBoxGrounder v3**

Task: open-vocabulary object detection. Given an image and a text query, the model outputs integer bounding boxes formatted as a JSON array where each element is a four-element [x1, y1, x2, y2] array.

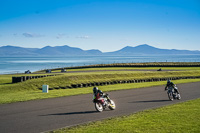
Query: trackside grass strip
[[0, 79, 200, 104], [0, 66, 200, 104], [52, 98, 200, 133], [1, 70, 200, 91]]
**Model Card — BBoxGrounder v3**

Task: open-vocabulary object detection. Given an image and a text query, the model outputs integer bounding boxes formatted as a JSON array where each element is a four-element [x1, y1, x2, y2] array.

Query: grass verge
[[0, 78, 200, 104], [52, 98, 200, 133], [1, 70, 200, 91]]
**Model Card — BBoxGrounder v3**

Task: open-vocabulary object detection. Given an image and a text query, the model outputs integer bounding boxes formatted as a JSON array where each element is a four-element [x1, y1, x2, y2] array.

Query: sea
[[0, 55, 200, 74]]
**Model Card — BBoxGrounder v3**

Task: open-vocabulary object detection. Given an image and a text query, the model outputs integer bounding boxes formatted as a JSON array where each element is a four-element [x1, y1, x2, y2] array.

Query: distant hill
[[0, 44, 199, 56], [0, 45, 103, 56], [35, 45, 85, 55], [105, 44, 200, 55], [0, 45, 39, 56]]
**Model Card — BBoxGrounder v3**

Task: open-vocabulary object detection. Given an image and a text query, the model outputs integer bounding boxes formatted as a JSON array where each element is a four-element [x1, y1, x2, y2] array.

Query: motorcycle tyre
[[108, 100, 116, 110], [95, 103, 104, 112], [168, 92, 174, 101], [177, 94, 181, 100]]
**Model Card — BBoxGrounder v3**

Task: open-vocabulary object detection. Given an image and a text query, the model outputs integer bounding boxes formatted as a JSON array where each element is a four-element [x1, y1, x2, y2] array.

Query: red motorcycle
[[93, 93, 116, 112]]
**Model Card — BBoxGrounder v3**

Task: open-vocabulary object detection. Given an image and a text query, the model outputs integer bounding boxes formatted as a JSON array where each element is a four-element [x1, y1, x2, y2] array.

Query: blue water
[[0, 55, 200, 74]]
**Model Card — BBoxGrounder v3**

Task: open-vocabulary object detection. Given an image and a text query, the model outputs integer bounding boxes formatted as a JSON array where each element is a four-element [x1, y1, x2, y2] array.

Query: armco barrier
[[47, 76, 200, 90], [12, 75, 56, 83]]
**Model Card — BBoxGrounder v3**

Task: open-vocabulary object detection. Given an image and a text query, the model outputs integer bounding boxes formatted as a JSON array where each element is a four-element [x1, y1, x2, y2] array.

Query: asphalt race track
[[0, 82, 200, 133]]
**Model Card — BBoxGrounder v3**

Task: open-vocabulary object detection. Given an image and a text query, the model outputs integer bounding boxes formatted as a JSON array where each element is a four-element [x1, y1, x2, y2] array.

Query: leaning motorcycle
[[93, 93, 116, 112], [167, 86, 181, 101]]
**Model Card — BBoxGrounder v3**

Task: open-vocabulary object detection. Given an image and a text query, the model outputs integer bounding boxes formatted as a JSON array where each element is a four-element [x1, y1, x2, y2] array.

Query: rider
[[93, 87, 108, 105], [165, 79, 180, 94], [93, 86, 104, 99]]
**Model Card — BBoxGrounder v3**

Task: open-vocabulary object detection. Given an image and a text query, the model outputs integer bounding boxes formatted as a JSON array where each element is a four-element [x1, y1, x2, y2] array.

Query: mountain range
[[0, 44, 200, 56]]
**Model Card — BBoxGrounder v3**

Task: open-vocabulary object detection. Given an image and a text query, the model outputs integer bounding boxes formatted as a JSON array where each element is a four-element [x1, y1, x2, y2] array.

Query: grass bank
[[0, 66, 199, 104], [0, 78, 200, 104], [1, 70, 200, 91], [52, 98, 200, 133]]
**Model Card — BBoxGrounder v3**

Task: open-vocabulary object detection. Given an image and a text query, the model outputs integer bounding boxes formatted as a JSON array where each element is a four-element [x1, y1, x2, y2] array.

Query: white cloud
[[22, 33, 45, 38], [56, 33, 68, 39], [76, 35, 90, 39]]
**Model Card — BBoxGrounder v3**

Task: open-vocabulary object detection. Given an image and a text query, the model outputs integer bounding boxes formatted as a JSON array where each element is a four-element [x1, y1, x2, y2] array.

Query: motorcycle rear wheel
[[95, 103, 103, 112]]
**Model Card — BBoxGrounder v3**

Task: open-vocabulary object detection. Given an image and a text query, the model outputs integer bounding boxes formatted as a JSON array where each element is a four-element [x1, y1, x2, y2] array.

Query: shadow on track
[[130, 99, 169, 103], [40, 111, 97, 116]]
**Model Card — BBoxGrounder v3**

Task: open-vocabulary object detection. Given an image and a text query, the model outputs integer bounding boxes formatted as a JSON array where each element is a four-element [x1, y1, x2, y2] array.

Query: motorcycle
[[93, 93, 116, 112], [167, 85, 181, 101]]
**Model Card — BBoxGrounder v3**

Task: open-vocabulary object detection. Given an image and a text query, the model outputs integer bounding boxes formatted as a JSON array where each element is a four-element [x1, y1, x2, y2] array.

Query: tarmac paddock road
[[0, 82, 200, 133], [34, 68, 180, 74]]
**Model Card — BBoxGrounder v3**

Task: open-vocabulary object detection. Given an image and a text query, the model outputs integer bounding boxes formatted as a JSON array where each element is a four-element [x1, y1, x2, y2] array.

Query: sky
[[0, 0, 200, 52]]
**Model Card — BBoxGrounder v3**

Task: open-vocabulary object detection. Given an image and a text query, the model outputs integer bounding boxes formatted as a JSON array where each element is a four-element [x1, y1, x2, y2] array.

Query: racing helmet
[[93, 87, 98, 94], [167, 79, 171, 83]]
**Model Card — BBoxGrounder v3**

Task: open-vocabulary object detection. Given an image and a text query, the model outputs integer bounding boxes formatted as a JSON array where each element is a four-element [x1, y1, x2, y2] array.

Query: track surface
[[0, 82, 200, 133]]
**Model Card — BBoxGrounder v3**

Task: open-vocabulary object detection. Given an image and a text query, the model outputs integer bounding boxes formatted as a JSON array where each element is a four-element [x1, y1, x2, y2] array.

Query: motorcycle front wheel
[[108, 100, 116, 110], [177, 93, 181, 100], [168, 92, 174, 101], [95, 103, 104, 112]]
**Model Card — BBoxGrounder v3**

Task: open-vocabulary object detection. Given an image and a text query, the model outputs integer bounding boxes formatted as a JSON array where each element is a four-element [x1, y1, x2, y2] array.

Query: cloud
[[76, 36, 90, 39], [56, 33, 68, 39], [13, 33, 18, 36], [22, 33, 45, 38]]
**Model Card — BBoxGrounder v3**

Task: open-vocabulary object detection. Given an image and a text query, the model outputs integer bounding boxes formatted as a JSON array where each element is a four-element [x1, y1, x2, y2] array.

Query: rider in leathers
[[93, 87, 103, 99], [165, 80, 180, 94], [93, 87, 107, 106]]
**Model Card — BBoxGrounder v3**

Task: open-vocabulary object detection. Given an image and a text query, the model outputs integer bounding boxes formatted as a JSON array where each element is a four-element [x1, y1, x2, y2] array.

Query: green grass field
[[0, 78, 200, 104], [1, 68, 200, 89], [0, 66, 200, 104], [52, 98, 200, 133], [1, 63, 199, 133]]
